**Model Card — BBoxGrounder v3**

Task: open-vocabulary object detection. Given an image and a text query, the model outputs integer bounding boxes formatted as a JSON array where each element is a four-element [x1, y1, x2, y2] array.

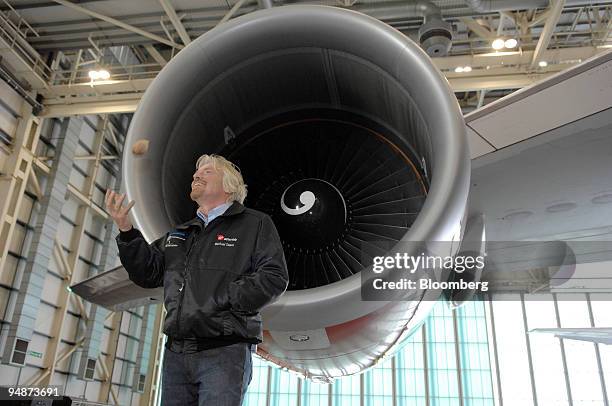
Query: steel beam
[[531, 0, 566, 68], [586, 294, 610, 406], [158, 0, 191, 45], [552, 293, 574, 406], [452, 308, 465, 406], [77, 116, 118, 382], [40, 77, 153, 95], [36, 46, 606, 116], [99, 311, 122, 404], [460, 17, 494, 39], [485, 295, 504, 406], [528, 8, 553, 28], [51, 0, 183, 49], [0, 109, 40, 269], [219, 0, 250, 25], [141, 306, 165, 406], [35, 71, 556, 116], [520, 294, 539, 406], [27, 116, 106, 387], [0, 13, 50, 88], [144, 44, 168, 67], [4, 115, 79, 372], [41, 98, 142, 117]]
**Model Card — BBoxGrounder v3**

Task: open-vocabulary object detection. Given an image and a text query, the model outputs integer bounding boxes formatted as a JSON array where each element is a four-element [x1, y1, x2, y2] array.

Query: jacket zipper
[[174, 228, 199, 336]]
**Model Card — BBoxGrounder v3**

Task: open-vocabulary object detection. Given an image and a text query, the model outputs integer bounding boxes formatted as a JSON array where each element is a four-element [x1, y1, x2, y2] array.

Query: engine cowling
[[124, 5, 470, 380]]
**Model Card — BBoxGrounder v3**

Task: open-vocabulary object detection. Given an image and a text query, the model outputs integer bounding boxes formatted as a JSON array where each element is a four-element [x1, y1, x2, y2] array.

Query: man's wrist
[[118, 227, 140, 242]]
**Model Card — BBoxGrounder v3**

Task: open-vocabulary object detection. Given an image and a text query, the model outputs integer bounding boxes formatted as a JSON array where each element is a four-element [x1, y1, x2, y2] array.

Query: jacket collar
[[175, 200, 246, 230]]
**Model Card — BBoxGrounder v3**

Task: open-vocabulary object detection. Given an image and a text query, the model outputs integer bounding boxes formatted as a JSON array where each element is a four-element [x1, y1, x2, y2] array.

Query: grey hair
[[195, 154, 248, 204]]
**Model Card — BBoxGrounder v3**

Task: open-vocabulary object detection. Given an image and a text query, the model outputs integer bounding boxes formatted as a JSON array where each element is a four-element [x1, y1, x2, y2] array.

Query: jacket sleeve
[[228, 215, 289, 313], [115, 228, 166, 289]]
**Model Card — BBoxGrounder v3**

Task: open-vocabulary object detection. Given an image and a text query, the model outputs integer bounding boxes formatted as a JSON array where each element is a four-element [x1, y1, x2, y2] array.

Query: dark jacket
[[116, 201, 289, 342]]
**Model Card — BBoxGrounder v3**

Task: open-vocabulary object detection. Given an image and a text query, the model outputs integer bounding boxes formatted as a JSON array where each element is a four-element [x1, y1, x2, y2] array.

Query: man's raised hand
[[105, 189, 136, 232]]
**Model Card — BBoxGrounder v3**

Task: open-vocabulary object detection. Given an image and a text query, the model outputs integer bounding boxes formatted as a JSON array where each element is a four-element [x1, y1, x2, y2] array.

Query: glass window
[[491, 295, 535, 406], [524, 296, 569, 406], [558, 295, 605, 405], [244, 298, 495, 406], [244, 356, 270, 406]]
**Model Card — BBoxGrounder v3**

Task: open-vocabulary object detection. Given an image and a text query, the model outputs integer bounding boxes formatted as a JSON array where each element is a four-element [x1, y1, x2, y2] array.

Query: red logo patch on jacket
[[217, 234, 224, 241]]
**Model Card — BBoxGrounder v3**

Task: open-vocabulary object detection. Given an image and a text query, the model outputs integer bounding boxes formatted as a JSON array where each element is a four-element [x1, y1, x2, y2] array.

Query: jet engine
[[124, 5, 470, 380]]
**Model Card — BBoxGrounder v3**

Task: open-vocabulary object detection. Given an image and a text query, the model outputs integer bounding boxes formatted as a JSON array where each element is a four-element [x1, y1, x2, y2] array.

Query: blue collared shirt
[[196, 202, 232, 227]]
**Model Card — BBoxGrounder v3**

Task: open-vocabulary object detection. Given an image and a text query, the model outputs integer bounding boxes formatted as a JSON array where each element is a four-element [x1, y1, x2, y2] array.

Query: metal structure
[[0, 86, 160, 402], [0, 0, 608, 116]]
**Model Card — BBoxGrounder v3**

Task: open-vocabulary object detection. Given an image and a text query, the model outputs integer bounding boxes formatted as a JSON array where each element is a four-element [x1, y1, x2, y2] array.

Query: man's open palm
[[105, 190, 135, 232]]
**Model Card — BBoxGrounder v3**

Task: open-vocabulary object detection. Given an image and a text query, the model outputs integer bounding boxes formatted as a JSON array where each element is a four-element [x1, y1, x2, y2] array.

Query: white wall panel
[[34, 304, 56, 338], [0, 80, 22, 141]]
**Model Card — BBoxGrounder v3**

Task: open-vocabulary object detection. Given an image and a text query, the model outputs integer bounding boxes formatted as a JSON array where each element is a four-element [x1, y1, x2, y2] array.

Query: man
[[105, 154, 289, 406]]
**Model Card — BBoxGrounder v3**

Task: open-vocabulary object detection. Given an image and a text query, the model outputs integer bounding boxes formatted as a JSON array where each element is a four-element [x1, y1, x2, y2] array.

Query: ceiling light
[[97, 69, 110, 80], [454, 66, 472, 73], [492, 38, 505, 50], [88, 69, 111, 82], [538, 60, 548, 67], [504, 38, 518, 48], [475, 51, 521, 57]]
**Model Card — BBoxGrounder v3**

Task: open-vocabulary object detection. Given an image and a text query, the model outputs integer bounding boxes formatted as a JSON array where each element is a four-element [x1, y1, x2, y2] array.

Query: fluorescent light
[[454, 66, 472, 73], [504, 38, 518, 48], [597, 44, 612, 48], [89, 69, 111, 81], [98, 69, 110, 80], [538, 60, 548, 67], [492, 38, 505, 50], [475, 51, 521, 57]]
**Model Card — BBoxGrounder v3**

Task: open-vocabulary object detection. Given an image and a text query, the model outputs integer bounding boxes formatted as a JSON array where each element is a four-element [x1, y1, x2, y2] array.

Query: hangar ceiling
[[0, 0, 610, 116]]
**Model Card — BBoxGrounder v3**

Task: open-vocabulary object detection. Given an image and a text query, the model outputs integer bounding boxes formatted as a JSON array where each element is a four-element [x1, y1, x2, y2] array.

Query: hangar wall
[[0, 79, 163, 405]]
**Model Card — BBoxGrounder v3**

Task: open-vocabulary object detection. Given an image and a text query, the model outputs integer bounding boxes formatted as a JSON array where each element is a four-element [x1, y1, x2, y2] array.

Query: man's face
[[190, 162, 227, 202]]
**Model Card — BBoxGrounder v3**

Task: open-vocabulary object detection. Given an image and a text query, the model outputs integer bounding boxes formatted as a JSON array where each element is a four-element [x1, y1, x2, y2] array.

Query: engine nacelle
[[124, 5, 470, 380]]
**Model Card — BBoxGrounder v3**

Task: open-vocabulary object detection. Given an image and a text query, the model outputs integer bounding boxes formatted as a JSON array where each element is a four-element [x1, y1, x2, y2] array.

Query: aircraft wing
[[466, 50, 612, 295], [70, 265, 163, 311], [467, 49, 612, 242], [529, 328, 612, 345]]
